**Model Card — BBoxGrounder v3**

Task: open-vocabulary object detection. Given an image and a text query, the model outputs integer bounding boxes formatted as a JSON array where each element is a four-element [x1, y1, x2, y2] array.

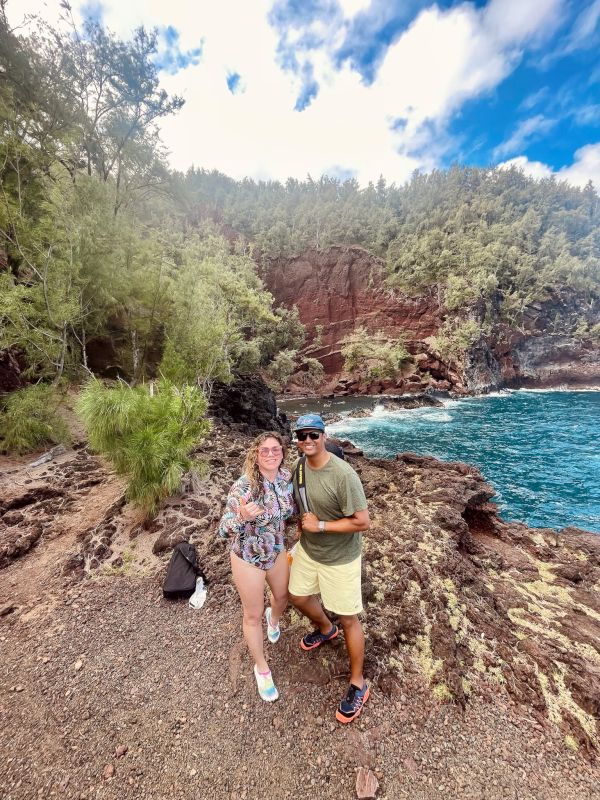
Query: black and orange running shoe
[[336, 682, 370, 724], [300, 624, 338, 651]]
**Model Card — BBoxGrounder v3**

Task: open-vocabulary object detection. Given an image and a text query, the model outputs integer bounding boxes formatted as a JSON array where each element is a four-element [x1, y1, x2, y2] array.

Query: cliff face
[[265, 246, 442, 389], [265, 246, 600, 395]]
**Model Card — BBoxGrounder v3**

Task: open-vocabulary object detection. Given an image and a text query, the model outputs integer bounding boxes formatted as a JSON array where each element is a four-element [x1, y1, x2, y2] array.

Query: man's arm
[[301, 509, 370, 534]]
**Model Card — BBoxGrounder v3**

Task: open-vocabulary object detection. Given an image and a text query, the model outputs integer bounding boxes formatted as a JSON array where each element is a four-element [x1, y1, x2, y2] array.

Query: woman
[[218, 431, 295, 701]]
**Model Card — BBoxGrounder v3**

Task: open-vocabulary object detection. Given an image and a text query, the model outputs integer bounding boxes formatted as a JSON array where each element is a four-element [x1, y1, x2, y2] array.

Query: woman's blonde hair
[[243, 431, 287, 500]]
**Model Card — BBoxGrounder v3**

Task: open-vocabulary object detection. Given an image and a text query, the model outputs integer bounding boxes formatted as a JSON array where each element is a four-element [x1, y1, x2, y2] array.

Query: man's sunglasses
[[296, 431, 322, 441]]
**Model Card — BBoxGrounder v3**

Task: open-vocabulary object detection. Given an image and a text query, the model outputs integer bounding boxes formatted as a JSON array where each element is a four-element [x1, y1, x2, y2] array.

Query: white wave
[[483, 390, 515, 398], [426, 411, 453, 422], [439, 396, 459, 407], [515, 386, 600, 393], [327, 418, 365, 432]]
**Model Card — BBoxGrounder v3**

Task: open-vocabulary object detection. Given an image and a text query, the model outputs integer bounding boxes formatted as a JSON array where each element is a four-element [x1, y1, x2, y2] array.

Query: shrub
[[76, 379, 211, 517], [312, 324, 324, 348], [266, 349, 297, 392], [299, 357, 325, 390], [573, 317, 589, 337], [341, 327, 412, 382], [0, 384, 70, 454], [444, 276, 478, 311], [428, 319, 481, 364]]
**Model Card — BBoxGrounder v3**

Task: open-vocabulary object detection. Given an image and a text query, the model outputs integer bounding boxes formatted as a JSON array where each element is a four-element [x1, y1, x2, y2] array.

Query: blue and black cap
[[294, 413, 325, 432]]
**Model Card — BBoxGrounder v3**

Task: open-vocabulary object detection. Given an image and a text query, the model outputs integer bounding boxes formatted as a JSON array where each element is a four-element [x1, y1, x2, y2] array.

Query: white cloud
[[565, 0, 600, 49], [558, 142, 600, 187], [519, 87, 550, 111], [337, 0, 372, 19], [493, 114, 558, 159], [498, 143, 600, 187], [497, 156, 553, 179], [574, 104, 600, 125], [7, 0, 569, 185]]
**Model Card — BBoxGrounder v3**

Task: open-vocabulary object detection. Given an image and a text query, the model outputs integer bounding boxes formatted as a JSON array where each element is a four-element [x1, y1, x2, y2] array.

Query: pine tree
[[76, 379, 211, 517]]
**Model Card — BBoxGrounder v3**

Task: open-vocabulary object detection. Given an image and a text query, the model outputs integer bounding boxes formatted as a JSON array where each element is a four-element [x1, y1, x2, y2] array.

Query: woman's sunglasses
[[258, 446, 283, 457], [296, 431, 322, 441]]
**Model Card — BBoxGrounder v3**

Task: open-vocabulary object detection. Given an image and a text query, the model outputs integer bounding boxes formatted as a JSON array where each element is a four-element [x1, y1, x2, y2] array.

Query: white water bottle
[[189, 576, 207, 610]]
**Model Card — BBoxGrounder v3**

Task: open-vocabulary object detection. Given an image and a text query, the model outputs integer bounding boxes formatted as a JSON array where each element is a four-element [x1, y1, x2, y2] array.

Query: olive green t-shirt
[[293, 454, 367, 566]]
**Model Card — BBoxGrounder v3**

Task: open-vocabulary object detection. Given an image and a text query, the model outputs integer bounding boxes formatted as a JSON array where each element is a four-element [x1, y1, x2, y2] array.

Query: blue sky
[[13, 0, 600, 186]]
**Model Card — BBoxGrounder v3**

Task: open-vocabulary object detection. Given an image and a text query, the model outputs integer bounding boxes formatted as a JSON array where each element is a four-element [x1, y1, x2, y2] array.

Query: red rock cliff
[[266, 246, 600, 395], [265, 245, 443, 388]]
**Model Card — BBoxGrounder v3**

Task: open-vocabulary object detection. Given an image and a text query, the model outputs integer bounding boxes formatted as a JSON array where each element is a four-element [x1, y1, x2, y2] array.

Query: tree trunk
[[81, 323, 88, 370], [131, 329, 140, 384], [54, 322, 68, 384]]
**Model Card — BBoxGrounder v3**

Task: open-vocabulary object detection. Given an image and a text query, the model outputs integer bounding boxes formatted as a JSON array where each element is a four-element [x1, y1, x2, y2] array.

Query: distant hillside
[[179, 168, 600, 394], [180, 166, 600, 324]]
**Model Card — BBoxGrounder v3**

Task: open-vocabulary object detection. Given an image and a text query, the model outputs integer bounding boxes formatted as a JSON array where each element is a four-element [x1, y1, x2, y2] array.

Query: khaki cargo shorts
[[288, 542, 363, 616]]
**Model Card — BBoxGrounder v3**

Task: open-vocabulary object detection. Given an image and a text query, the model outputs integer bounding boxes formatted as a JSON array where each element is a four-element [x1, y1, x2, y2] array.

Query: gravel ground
[[2, 574, 599, 800]]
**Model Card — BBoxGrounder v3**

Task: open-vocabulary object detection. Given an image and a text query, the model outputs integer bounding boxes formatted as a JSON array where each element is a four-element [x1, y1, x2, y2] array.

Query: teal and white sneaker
[[264, 606, 281, 644], [253, 665, 279, 702]]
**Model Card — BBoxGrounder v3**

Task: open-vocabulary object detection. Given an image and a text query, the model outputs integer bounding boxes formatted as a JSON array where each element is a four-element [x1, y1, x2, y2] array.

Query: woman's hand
[[238, 498, 263, 522]]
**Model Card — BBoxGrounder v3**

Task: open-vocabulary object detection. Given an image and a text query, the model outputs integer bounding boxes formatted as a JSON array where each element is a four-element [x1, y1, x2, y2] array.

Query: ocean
[[279, 390, 600, 533]]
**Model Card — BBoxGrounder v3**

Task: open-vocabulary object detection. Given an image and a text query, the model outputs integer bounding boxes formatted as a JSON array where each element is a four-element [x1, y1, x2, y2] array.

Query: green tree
[[0, 160, 83, 380], [256, 305, 306, 364], [428, 319, 481, 365], [159, 233, 276, 395], [299, 356, 324, 390], [77, 378, 210, 517], [266, 349, 297, 392]]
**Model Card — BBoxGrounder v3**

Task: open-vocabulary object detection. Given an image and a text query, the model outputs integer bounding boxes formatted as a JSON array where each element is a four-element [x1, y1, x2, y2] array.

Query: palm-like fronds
[[76, 379, 210, 517]]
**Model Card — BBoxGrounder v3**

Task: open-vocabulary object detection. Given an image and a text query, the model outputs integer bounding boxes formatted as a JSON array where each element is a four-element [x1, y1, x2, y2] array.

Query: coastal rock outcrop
[[3, 423, 598, 757], [209, 374, 291, 437], [356, 451, 600, 757]]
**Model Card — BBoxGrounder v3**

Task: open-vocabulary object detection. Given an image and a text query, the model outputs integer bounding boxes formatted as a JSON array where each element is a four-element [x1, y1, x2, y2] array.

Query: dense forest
[[0, 7, 302, 392], [1, 8, 599, 506], [181, 166, 600, 325]]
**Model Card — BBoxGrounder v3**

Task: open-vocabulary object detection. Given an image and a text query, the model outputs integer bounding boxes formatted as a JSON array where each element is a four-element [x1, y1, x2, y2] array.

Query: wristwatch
[[318, 520, 326, 532]]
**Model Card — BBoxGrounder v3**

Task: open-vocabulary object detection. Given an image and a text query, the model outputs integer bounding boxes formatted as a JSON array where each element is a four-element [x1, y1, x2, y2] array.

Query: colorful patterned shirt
[[218, 468, 296, 570]]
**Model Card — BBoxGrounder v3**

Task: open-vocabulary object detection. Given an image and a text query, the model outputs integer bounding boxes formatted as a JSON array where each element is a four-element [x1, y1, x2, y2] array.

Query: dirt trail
[[2, 571, 599, 800]]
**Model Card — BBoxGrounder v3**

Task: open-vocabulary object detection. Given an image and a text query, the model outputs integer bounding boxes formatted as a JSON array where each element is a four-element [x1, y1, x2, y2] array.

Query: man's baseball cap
[[294, 413, 325, 432]]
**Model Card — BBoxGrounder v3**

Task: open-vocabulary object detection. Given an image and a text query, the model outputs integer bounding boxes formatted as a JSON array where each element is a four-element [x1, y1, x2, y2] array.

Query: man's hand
[[238, 497, 263, 522], [301, 512, 321, 533]]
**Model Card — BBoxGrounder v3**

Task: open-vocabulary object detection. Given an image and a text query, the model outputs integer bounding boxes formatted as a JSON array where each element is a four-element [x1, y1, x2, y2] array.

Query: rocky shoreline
[[1, 380, 599, 798]]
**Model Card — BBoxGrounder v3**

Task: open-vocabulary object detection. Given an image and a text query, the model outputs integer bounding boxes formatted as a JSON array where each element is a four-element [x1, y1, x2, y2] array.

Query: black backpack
[[163, 542, 203, 599]]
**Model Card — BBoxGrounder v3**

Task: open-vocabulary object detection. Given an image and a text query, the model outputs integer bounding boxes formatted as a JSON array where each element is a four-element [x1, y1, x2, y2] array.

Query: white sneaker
[[264, 606, 280, 643], [253, 665, 279, 702]]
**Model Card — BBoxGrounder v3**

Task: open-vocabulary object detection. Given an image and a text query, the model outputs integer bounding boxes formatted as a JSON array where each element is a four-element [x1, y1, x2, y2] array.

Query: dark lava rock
[[209, 374, 291, 438]]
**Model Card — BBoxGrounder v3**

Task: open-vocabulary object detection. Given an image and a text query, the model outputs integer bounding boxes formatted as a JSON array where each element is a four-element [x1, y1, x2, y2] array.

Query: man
[[289, 413, 370, 723]]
